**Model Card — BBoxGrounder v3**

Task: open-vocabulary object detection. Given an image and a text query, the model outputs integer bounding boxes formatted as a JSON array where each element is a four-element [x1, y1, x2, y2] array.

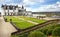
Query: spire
[[1, 4, 3, 8], [22, 5, 24, 9]]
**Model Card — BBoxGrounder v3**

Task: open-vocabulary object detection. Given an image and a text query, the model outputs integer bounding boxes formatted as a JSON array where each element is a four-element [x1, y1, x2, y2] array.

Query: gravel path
[[0, 17, 17, 37]]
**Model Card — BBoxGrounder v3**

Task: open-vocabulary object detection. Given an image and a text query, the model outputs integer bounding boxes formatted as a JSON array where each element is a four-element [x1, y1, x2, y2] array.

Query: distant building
[[26, 11, 32, 17], [1, 4, 27, 16], [32, 12, 60, 17], [32, 14, 46, 18]]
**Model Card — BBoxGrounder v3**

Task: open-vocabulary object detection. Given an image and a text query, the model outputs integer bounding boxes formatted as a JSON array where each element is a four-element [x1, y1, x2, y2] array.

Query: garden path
[[0, 17, 17, 37]]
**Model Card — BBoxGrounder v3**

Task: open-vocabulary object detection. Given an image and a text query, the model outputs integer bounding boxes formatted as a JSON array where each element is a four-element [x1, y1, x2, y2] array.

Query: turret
[[22, 5, 24, 9]]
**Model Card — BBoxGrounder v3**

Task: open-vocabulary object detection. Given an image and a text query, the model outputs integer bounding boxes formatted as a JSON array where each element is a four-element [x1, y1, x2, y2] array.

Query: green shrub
[[11, 35, 19, 37], [19, 33, 29, 37], [11, 33, 29, 37], [39, 24, 60, 35], [46, 29, 53, 35], [52, 27, 60, 37], [40, 28, 48, 34], [28, 31, 47, 37]]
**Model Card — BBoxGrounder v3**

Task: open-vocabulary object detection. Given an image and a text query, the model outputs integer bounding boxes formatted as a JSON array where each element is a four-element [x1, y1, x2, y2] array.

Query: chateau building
[[1, 4, 26, 16], [1, 4, 60, 18]]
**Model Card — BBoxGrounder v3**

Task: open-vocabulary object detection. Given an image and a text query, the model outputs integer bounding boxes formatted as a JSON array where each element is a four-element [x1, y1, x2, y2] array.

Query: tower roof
[[22, 5, 24, 9]]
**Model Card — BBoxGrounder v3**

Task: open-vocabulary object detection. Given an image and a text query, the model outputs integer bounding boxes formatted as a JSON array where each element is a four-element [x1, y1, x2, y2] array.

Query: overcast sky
[[0, 0, 60, 12]]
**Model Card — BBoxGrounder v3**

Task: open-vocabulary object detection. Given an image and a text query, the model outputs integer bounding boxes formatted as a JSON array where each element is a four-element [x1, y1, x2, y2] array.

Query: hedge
[[52, 27, 60, 37], [28, 31, 47, 37]]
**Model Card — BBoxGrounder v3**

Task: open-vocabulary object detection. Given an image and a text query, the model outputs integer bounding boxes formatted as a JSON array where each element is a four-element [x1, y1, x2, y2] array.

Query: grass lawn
[[17, 16, 46, 23], [5, 16, 46, 29], [5, 16, 35, 29], [5, 16, 46, 37]]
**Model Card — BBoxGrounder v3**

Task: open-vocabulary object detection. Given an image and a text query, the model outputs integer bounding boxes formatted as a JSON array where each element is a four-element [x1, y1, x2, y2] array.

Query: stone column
[[4, 9, 6, 16], [18, 7, 19, 15], [7, 6, 9, 16], [4, 6, 6, 16], [13, 6, 15, 15]]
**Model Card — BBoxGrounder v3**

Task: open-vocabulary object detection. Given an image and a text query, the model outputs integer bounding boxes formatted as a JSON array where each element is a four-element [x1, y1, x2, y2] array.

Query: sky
[[0, 0, 60, 12]]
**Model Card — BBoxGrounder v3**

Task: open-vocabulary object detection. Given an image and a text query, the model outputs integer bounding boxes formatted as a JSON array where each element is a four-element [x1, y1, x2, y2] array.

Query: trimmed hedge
[[52, 27, 60, 37], [11, 35, 19, 37], [46, 29, 53, 35], [28, 31, 47, 37], [11, 33, 29, 37], [41, 28, 48, 34], [39, 24, 60, 35]]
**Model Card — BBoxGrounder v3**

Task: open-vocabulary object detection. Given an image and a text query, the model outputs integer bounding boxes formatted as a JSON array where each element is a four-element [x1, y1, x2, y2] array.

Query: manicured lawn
[[5, 16, 35, 29], [5, 16, 46, 29], [17, 16, 46, 23], [5, 16, 46, 37]]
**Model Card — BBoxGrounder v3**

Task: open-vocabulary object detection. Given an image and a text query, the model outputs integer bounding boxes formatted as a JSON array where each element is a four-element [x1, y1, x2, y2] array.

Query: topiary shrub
[[5, 18, 7, 22], [11, 33, 29, 37], [42, 28, 48, 34], [11, 35, 19, 37], [10, 19, 12, 22], [52, 27, 60, 37], [28, 31, 47, 37], [19, 33, 29, 37], [40, 28, 48, 34], [46, 29, 53, 35]]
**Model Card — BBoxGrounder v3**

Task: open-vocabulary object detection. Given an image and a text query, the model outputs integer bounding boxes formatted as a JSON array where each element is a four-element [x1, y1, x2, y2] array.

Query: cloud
[[23, 0, 45, 7], [22, 0, 60, 12], [31, 1, 60, 12], [0, 0, 5, 2], [22, 0, 46, 11], [23, 0, 45, 3], [0, 0, 13, 4], [29, 0, 45, 3], [0, 0, 60, 12]]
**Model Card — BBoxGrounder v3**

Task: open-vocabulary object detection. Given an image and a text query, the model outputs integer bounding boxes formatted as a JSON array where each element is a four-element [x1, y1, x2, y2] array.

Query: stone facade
[[1, 4, 26, 16]]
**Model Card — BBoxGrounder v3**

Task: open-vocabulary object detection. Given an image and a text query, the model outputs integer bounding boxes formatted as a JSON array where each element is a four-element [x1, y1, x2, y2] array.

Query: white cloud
[[0, 0, 60, 12], [23, 0, 60, 12], [32, 1, 60, 12], [23, 0, 45, 11], [23, 0, 45, 3], [0, 0, 5, 2], [29, 0, 45, 3], [23, 0, 35, 6], [0, 0, 13, 3], [23, 0, 45, 7]]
